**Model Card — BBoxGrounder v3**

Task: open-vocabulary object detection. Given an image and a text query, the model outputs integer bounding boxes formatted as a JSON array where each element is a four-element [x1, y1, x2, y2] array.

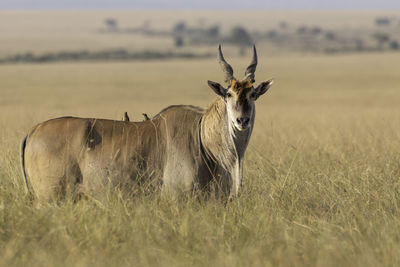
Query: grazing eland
[[20, 45, 273, 201]]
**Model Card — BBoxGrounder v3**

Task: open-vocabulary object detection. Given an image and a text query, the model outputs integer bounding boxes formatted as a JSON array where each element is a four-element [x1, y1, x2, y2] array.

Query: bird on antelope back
[[122, 112, 130, 122], [20, 45, 273, 202]]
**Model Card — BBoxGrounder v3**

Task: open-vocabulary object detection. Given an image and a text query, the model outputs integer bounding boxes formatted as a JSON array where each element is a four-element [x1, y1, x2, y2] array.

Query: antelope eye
[[226, 92, 232, 98]]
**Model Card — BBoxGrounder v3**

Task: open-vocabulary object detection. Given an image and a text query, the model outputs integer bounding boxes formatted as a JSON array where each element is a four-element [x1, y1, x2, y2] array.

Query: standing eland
[[20, 45, 273, 201]]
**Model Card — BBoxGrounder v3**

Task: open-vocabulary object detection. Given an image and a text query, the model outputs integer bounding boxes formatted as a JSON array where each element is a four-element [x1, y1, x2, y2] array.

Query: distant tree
[[206, 25, 220, 39], [375, 17, 391, 26], [228, 26, 252, 45], [174, 36, 184, 47], [390, 40, 399, 50], [266, 30, 277, 38], [311, 27, 322, 35], [104, 18, 118, 31], [373, 32, 390, 48], [173, 22, 187, 33], [325, 32, 336, 41], [297, 26, 307, 35]]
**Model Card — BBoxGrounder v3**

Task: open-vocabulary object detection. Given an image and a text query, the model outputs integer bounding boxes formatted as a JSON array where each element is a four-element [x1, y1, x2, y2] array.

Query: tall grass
[[1, 53, 400, 266]]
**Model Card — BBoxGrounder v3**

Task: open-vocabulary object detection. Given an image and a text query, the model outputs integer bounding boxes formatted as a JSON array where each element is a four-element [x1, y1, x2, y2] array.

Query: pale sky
[[1, 0, 400, 10]]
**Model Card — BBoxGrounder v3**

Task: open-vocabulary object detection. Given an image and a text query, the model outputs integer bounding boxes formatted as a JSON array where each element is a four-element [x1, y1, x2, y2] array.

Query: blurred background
[[1, 1, 400, 62]]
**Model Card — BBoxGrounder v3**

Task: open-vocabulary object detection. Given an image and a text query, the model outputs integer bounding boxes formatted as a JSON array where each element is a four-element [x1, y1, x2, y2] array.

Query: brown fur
[[229, 78, 254, 104]]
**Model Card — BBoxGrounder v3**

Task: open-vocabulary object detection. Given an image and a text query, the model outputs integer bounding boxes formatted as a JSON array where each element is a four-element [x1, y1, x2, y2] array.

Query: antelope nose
[[236, 117, 250, 126]]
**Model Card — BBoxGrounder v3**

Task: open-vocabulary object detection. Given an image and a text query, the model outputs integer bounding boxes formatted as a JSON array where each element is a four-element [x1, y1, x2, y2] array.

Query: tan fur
[[201, 98, 236, 171], [22, 94, 255, 201]]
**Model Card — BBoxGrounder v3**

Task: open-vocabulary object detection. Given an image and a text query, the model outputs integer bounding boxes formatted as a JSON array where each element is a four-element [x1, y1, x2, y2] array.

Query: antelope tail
[[20, 135, 32, 195]]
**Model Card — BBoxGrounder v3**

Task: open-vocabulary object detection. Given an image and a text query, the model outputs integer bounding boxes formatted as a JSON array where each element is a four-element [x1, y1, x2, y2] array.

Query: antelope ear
[[207, 80, 227, 97], [254, 79, 274, 100]]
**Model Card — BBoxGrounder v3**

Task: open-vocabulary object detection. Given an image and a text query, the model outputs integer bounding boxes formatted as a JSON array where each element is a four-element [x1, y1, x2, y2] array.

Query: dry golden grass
[[1, 10, 400, 266], [1, 50, 400, 266]]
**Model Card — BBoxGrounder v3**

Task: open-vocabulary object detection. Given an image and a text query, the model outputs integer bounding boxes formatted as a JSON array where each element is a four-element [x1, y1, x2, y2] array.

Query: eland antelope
[[20, 45, 273, 201]]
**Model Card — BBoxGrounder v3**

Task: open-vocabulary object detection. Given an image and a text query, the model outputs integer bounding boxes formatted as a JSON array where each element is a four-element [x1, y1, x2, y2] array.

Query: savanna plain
[[1, 11, 400, 267]]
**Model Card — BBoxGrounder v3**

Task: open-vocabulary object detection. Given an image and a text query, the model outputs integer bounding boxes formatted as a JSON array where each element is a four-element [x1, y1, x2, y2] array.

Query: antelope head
[[208, 45, 274, 131]]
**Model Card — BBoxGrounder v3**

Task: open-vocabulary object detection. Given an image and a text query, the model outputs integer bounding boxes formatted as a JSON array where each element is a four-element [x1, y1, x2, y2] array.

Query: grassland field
[[1, 11, 400, 267]]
